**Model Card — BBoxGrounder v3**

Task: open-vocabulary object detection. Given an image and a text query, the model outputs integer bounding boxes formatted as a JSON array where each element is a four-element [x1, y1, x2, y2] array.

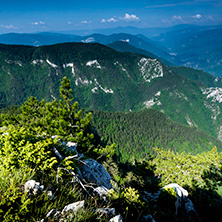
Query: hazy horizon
[[0, 0, 221, 34]]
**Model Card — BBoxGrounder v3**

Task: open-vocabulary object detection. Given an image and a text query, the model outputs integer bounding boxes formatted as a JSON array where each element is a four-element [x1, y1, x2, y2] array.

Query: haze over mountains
[[1, 24, 221, 77], [0, 23, 222, 152]]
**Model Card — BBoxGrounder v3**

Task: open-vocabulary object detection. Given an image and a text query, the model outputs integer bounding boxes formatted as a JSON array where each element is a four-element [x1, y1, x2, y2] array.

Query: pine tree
[[1, 77, 94, 152]]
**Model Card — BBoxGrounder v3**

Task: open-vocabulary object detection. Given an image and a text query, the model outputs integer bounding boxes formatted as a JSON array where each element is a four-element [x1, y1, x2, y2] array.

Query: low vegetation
[[0, 77, 222, 221]]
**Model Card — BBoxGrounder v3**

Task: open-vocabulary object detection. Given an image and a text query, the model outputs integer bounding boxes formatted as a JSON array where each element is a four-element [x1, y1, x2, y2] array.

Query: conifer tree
[[1, 77, 94, 151]]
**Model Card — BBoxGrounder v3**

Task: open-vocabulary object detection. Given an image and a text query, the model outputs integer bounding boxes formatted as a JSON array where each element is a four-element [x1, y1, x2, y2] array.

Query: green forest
[[0, 77, 222, 221], [90, 109, 222, 163], [0, 42, 221, 140]]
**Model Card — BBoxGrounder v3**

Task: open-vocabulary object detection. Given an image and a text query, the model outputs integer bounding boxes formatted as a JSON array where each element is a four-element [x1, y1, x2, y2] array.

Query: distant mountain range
[[0, 32, 176, 64], [153, 26, 222, 77], [0, 24, 221, 76], [107, 41, 174, 66], [57, 24, 222, 38], [0, 42, 221, 141]]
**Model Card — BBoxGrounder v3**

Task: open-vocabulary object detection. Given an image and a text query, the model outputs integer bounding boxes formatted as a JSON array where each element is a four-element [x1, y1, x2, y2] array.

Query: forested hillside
[[0, 42, 221, 140], [90, 109, 222, 163], [1, 77, 222, 222]]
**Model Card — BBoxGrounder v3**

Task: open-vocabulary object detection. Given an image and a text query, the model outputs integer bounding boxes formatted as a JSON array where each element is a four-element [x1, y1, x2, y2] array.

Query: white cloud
[[163, 15, 185, 24], [1, 24, 18, 29], [101, 13, 140, 24], [101, 17, 118, 23], [172, 15, 186, 23], [192, 14, 202, 20], [207, 15, 214, 21], [172, 15, 183, 20], [107, 18, 118, 22], [161, 19, 170, 24], [32, 21, 45, 25], [68, 21, 72, 24], [122, 13, 140, 22], [81, 20, 92, 24]]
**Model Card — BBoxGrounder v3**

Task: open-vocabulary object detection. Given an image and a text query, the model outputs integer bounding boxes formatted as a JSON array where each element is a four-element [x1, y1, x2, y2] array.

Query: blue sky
[[0, 0, 221, 33]]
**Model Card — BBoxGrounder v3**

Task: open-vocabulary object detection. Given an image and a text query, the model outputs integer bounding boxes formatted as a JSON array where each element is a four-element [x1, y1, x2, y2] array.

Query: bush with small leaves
[[0, 126, 58, 174]]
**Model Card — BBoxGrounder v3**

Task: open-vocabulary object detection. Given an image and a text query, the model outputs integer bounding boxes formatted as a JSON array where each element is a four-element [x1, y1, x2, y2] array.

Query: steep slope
[[0, 42, 168, 112], [0, 42, 221, 140], [90, 108, 222, 163]]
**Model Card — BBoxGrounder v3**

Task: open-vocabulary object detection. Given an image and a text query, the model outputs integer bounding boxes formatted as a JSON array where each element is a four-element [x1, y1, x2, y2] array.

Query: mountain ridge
[[1, 26, 221, 76], [0, 42, 221, 140]]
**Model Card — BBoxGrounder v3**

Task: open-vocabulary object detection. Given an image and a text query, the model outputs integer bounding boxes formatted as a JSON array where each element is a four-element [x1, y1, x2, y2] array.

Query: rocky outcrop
[[31, 139, 199, 222], [24, 180, 44, 195], [162, 183, 189, 215], [39, 201, 121, 222], [93, 186, 110, 200], [24, 180, 54, 199], [143, 183, 198, 222], [109, 215, 123, 222], [35, 141, 123, 222], [66, 141, 78, 153], [81, 159, 114, 189], [62, 200, 85, 215], [26, 138, 199, 222], [162, 183, 197, 219], [39, 200, 85, 222]]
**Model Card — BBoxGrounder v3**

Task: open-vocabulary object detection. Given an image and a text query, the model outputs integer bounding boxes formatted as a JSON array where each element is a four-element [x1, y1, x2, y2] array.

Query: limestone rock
[[94, 186, 110, 200], [46, 190, 55, 199], [81, 159, 113, 189], [24, 180, 44, 195], [162, 183, 189, 215], [46, 209, 61, 219], [40, 201, 85, 222], [62, 200, 85, 214], [109, 215, 123, 222], [66, 141, 77, 153], [163, 183, 188, 198], [162, 183, 198, 220], [46, 209, 57, 217], [185, 198, 197, 219]]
